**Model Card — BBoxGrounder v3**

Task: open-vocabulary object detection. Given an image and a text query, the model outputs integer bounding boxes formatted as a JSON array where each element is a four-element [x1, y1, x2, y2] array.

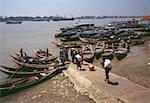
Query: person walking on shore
[[104, 59, 112, 83], [75, 53, 82, 69]]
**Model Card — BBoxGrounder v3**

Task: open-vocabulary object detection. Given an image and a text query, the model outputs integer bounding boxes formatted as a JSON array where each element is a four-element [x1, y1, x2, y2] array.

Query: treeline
[[0, 16, 141, 22]]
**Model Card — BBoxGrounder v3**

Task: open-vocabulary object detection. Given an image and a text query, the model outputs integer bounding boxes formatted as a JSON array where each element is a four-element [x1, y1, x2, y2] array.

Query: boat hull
[[83, 54, 94, 63], [95, 52, 101, 60], [0, 65, 68, 97], [115, 53, 127, 60]]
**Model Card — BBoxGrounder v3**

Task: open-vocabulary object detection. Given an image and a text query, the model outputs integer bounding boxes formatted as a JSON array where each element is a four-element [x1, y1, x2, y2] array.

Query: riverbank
[[63, 62, 150, 103], [1, 44, 149, 103], [0, 73, 95, 103], [92, 44, 150, 88]]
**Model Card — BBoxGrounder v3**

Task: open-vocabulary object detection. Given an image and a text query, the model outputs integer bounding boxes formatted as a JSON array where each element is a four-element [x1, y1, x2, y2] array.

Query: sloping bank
[[63, 63, 150, 103]]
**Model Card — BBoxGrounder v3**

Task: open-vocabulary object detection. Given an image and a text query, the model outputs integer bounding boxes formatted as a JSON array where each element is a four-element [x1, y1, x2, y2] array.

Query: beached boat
[[55, 31, 76, 37], [10, 54, 56, 69], [52, 17, 74, 21], [51, 42, 81, 48], [79, 37, 97, 44], [94, 41, 105, 60], [82, 45, 94, 63], [115, 48, 128, 60], [0, 65, 68, 97], [60, 34, 80, 42], [35, 49, 57, 61], [0, 66, 54, 78], [6, 21, 22, 24], [101, 48, 114, 60]]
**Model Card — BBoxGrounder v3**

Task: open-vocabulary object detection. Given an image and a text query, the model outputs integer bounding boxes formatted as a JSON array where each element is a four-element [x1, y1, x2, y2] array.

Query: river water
[[0, 18, 130, 66], [0, 18, 150, 88]]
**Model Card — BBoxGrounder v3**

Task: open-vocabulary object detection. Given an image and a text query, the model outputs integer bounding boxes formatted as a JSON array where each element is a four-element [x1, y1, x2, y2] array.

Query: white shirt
[[104, 59, 111, 68], [75, 54, 82, 61]]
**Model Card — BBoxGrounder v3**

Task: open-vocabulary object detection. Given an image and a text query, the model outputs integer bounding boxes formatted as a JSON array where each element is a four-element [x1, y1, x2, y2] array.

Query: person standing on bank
[[104, 59, 112, 83], [59, 48, 65, 66], [70, 48, 77, 63]]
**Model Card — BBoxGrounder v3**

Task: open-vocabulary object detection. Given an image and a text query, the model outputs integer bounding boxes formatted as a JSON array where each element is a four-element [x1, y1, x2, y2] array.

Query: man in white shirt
[[104, 59, 112, 83], [75, 53, 82, 69]]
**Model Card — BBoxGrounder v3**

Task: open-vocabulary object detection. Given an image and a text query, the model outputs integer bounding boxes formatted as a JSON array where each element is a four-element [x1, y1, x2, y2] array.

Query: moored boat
[[101, 48, 114, 60], [0, 66, 53, 78], [94, 41, 105, 60], [51, 42, 81, 48], [79, 37, 97, 44], [115, 48, 128, 60], [6, 21, 22, 24], [35, 49, 57, 61], [82, 45, 94, 63], [0, 65, 68, 97], [9, 54, 56, 69]]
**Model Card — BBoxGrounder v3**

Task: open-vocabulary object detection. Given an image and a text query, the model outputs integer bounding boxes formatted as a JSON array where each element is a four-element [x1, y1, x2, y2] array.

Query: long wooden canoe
[[82, 45, 94, 63], [94, 41, 105, 60], [35, 49, 57, 61], [0, 65, 68, 97], [0, 66, 52, 78], [101, 48, 114, 60], [10, 54, 57, 69], [115, 48, 128, 60], [79, 37, 97, 44]]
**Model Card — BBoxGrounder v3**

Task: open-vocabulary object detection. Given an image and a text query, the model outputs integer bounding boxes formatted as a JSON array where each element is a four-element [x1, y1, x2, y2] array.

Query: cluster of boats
[[0, 49, 68, 97], [54, 19, 148, 62]]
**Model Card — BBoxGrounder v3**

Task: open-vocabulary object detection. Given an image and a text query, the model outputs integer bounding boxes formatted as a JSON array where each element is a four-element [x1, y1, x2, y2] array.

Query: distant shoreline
[[0, 16, 141, 22]]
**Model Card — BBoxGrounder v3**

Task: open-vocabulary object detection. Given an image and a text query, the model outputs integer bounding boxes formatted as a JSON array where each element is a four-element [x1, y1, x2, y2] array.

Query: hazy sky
[[1, 0, 150, 16]]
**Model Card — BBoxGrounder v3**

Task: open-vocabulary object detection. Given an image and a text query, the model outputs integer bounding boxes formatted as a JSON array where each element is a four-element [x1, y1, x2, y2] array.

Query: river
[[0, 18, 150, 88]]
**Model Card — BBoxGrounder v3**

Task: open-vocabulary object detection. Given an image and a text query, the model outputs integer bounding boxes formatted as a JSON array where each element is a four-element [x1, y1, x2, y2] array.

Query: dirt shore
[[0, 73, 95, 103], [93, 44, 150, 88]]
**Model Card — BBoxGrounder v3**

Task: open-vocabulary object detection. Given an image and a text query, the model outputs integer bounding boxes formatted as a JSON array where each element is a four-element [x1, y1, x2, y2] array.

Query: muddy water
[[0, 18, 149, 89]]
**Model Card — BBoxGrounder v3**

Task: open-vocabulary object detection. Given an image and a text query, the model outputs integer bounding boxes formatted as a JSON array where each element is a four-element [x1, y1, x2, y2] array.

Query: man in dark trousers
[[75, 53, 82, 69], [70, 48, 77, 63], [104, 59, 112, 83], [59, 48, 65, 66]]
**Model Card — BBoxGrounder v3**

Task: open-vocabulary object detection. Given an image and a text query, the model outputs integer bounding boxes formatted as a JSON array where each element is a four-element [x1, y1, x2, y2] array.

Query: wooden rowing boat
[[0, 65, 68, 97], [51, 42, 81, 48], [82, 45, 94, 63], [101, 48, 114, 60], [10, 54, 57, 69], [79, 37, 97, 44], [94, 41, 105, 60], [0, 66, 52, 78], [115, 48, 128, 60], [35, 49, 57, 61]]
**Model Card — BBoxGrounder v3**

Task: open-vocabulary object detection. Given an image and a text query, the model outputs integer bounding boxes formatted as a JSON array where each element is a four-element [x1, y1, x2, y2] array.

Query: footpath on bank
[[63, 62, 150, 103]]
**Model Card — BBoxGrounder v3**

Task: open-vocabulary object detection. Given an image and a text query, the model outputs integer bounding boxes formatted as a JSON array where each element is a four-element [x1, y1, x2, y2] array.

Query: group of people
[[59, 47, 112, 83], [70, 48, 83, 69], [59, 47, 83, 69]]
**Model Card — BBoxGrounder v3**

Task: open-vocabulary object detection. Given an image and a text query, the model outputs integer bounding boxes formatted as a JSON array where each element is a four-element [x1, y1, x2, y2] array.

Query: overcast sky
[[1, 0, 150, 16]]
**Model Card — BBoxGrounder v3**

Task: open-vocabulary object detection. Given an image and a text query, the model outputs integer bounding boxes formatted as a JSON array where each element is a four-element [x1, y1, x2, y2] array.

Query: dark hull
[[10, 54, 55, 69], [115, 53, 127, 60], [53, 18, 74, 21], [83, 54, 95, 63], [51, 42, 81, 48], [0, 66, 51, 78], [0, 65, 68, 97], [102, 51, 114, 60], [35, 50, 57, 61], [95, 52, 101, 60], [6, 21, 22, 24]]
